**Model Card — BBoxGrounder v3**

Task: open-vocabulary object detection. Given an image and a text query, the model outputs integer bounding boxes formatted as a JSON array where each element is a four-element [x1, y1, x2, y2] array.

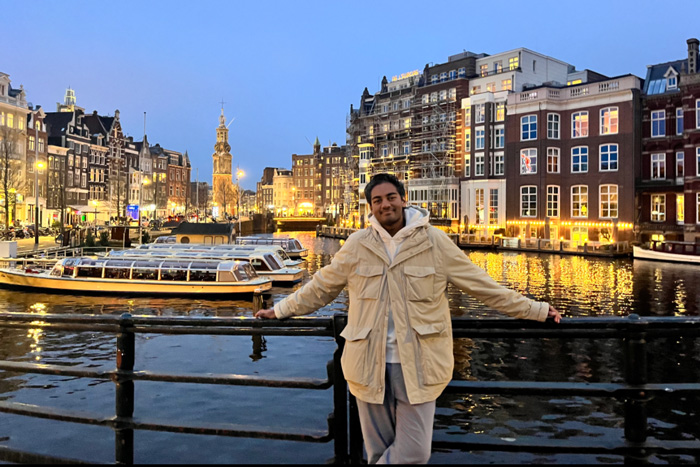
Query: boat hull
[[0, 269, 272, 296], [632, 246, 700, 265]]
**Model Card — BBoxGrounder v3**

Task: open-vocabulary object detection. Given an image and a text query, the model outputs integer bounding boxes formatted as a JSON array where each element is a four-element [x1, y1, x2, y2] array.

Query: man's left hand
[[548, 305, 562, 323]]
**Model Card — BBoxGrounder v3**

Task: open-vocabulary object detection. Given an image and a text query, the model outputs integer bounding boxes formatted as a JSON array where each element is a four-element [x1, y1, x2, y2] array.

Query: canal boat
[[235, 236, 308, 259], [633, 240, 700, 265], [108, 249, 305, 284], [135, 242, 304, 267], [0, 257, 272, 295]]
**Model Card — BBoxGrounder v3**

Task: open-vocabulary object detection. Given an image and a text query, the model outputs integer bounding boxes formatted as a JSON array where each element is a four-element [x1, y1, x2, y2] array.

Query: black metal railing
[[1, 312, 700, 463]]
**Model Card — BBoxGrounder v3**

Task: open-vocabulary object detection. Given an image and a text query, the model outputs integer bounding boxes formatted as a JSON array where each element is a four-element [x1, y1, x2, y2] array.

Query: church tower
[[212, 106, 234, 217]]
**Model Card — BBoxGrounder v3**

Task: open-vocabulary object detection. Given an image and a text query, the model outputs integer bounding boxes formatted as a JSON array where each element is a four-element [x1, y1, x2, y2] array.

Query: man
[[256, 173, 561, 464]]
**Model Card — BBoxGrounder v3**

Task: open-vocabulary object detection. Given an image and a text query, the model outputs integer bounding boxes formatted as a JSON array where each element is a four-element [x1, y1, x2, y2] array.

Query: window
[[28, 136, 35, 151], [677, 194, 684, 223], [475, 104, 485, 123], [697, 147, 700, 176], [676, 151, 685, 178], [520, 186, 536, 217], [572, 146, 588, 173], [448, 88, 456, 101], [600, 107, 618, 134], [572, 112, 589, 138], [494, 127, 504, 148], [403, 141, 410, 155], [464, 154, 470, 177], [600, 185, 618, 218], [547, 148, 560, 173], [600, 144, 619, 171], [422, 94, 429, 105], [651, 110, 665, 137], [439, 90, 446, 101], [494, 61, 503, 73], [381, 144, 388, 157], [486, 82, 496, 93], [7, 113, 13, 128], [458, 67, 466, 78], [495, 103, 505, 121], [475, 153, 484, 176], [464, 130, 470, 152], [547, 113, 560, 139], [520, 148, 537, 174], [448, 70, 457, 80], [475, 128, 485, 150], [431, 75, 438, 84], [480, 64, 488, 77], [440, 72, 447, 82], [489, 189, 499, 224], [697, 193, 700, 224], [493, 153, 504, 176], [475, 189, 485, 224], [572, 185, 588, 218], [696, 100, 700, 129], [430, 92, 437, 103], [509, 56, 519, 70], [668, 74, 677, 89], [676, 107, 684, 135], [651, 194, 665, 221], [547, 186, 559, 218], [471, 86, 481, 95], [651, 153, 665, 179], [521, 115, 537, 141], [501, 79, 512, 91]]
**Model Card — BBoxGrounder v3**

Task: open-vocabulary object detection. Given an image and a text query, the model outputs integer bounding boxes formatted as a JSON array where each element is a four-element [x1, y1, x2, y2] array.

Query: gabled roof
[[172, 222, 234, 235], [83, 113, 108, 136], [43, 112, 74, 138]]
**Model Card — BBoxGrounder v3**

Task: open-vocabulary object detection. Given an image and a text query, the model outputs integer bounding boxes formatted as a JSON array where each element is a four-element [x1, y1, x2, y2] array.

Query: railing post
[[330, 314, 349, 464], [115, 313, 135, 465], [623, 313, 648, 461]]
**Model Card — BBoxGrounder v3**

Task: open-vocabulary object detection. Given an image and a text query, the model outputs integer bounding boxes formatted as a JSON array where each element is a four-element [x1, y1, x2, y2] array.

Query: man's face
[[370, 182, 406, 230]]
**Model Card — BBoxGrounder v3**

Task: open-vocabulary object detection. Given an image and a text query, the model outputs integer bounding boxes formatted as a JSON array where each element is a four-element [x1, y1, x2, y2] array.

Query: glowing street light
[[138, 174, 150, 244]]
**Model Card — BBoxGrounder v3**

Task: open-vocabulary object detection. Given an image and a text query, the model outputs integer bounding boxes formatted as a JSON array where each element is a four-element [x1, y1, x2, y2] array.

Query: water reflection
[[1, 232, 700, 463]]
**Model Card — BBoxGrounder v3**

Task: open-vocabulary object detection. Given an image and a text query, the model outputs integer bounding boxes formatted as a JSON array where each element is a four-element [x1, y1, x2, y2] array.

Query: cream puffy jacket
[[275, 207, 550, 404]]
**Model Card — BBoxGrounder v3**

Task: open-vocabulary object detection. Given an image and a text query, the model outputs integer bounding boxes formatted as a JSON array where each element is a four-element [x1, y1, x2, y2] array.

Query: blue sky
[[4, 0, 699, 190]]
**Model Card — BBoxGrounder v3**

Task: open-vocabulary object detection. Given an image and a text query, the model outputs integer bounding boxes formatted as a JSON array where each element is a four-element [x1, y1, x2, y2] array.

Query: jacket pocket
[[404, 266, 435, 302], [412, 321, 453, 385], [355, 265, 384, 300], [340, 325, 373, 385]]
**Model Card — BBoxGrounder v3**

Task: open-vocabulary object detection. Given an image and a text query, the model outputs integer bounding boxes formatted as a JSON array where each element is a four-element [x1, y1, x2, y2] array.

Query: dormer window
[[664, 66, 679, 90]]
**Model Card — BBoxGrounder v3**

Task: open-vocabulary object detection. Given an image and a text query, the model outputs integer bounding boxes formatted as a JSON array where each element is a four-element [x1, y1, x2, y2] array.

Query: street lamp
[[34, 161, 44, 245], [236, 168, 244, 236], [138, 174, 150, 245]]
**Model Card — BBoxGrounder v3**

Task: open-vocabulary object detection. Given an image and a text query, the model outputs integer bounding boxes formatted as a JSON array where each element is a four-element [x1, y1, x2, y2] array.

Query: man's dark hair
[[364, 173, 406, 202]]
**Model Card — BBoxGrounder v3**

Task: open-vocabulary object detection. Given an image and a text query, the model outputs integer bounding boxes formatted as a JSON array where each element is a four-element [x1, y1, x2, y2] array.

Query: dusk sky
[[4, 0, 699, 190]]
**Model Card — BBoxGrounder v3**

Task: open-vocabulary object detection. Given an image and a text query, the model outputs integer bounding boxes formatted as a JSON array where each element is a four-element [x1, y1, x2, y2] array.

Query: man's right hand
[[255, 308, 277, 319]]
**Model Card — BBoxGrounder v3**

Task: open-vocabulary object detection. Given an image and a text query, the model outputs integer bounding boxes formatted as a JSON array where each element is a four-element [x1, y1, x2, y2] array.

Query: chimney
[[687, 38, 699, 74]]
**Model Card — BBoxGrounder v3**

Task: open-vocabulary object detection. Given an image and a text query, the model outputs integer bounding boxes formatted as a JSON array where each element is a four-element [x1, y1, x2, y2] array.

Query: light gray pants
[[356, 363, 436, 464]]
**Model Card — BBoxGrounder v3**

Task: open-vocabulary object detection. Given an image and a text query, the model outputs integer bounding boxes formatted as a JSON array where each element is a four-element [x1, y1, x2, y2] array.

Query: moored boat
[[108, 249, 305, 284], [235, 236, 308, 259], [633, 240, 700, 264], [0, 256, 272, 295], [135, 242, 304, 267]]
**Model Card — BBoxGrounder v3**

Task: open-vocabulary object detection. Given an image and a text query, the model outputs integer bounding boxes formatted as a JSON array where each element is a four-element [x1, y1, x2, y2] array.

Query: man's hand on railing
[[255, 308, 277, 319], [548, 305, 562, 323]]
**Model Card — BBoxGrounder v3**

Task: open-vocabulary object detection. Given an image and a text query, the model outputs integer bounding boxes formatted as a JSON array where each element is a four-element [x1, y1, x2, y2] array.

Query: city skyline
[[4, 0, 699, 190]]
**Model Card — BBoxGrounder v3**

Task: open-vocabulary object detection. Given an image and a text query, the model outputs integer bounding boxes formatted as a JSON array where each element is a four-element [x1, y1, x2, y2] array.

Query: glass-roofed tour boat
[[0, 256, 272, 296], [137, 241, 304, 267]]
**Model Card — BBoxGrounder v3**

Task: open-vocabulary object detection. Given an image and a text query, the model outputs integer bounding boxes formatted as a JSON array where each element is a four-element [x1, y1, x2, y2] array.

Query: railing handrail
[[2, 312, 700, 463]]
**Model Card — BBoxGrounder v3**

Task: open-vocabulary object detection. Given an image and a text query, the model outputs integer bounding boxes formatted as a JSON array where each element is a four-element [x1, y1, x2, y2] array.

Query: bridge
[[273, 216, 325, 232]]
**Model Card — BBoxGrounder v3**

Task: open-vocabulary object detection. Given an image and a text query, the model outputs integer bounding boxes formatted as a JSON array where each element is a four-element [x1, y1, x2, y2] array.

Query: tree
[[0, 126, 26, 229], [214, 176, 236, 218]]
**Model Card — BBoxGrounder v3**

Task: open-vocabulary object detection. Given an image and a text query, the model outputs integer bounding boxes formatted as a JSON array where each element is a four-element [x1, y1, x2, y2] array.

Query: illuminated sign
[[391, 70, 419, 82]]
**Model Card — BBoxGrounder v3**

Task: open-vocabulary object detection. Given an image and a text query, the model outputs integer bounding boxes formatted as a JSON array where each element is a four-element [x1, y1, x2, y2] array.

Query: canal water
[[0, 232, 698, 464]]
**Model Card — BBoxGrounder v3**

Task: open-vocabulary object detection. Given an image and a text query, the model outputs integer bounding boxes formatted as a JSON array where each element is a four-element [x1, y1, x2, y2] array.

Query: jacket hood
[[369, 206, 430, 259]]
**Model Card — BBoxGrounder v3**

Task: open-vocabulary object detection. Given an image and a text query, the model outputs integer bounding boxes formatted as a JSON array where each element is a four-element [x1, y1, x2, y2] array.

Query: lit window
[[572, 112, 589, 138], [572, 146, 588, 173], [651, 110, 665, 137], [572, 185, 588, 218], [509, 56, 519, 70], [520, 186, 536, 217], [471, 86, 481, 95], [486, 82, 496, 93], [677, 194, 684, 223], [547, 148, 560, 173], [489, 189, 499, 224], [521, 115, 537, 141], [651, 194, 665, 221], [651, 153, 665, 179], [520, 148, 537, 174], [475, 104, 485, 123], [501, 79, 512, 91], [480, 64, 488, 77], [600, 185, 618, 218], [495, 103, 505, 121], [600, 107, 618, 134], [475, 189, 485, 224], [600, 144, 619, 172], [547, 185, 559, 218]]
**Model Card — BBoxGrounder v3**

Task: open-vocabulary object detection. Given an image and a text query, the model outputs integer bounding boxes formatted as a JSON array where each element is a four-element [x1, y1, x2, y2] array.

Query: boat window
[[76, 266, 103, 278], [189, 269, 217, 281], [160, 267, 187, 281], [218, 270, 236, 282], [132, 268, 158, 280], [264, 253, 283, 270]]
